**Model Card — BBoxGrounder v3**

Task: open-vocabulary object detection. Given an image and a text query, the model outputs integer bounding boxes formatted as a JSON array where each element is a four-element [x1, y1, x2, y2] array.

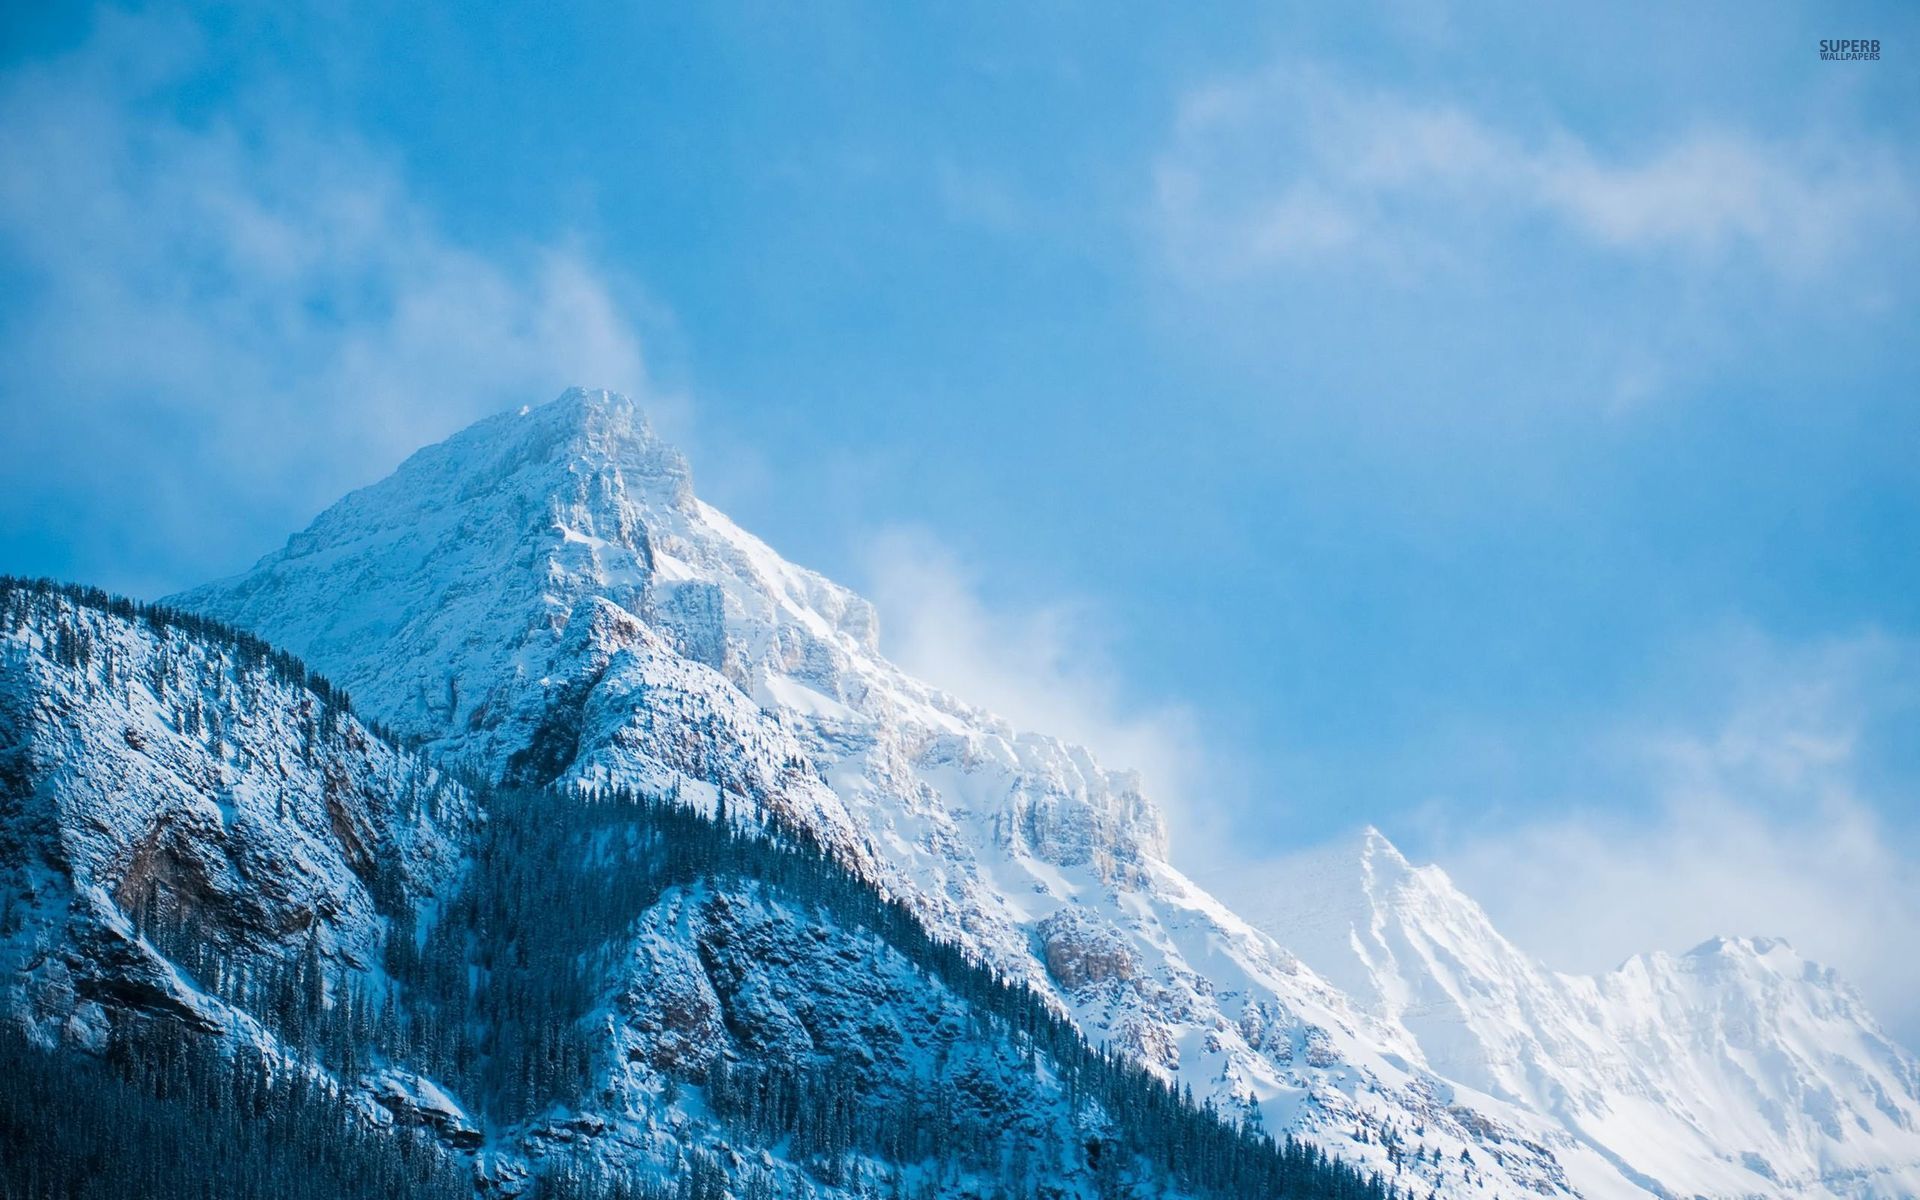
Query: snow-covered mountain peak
[[1219, 827, 1920, 1198], [1684, 933, 1794, 962], [397, 385, 684, 510], [1353, 825, 1475, 905], [1357, 823, 1408, 870], [1630, 934, 1847, 1000], [526, 386, 691, 502], [178, 389, 1160, 866], [171, 391, 1920, 1198], [1210, 828, 1520, 1045], [1234, 826, 1480, 945], [497, 384, 666, 463]]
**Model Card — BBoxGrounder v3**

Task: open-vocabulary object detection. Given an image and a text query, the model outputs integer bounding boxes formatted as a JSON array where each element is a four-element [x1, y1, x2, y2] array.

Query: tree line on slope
[[0, 1019, 469, 1200], [137, 781, 1399, 1198]]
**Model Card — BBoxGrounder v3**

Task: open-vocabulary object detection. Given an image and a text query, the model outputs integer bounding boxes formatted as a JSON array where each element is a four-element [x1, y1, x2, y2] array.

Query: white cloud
[[1153, 62, 1915, 281], [1540, 133, 1911, 267], [1432, 630, 1920, 1044], [861, 527, 1227, 845], [0, 8, 652, 592]]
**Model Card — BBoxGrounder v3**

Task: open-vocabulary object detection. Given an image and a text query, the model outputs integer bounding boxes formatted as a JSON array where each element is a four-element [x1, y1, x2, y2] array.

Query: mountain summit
[[173, 390, 1920, 1198]]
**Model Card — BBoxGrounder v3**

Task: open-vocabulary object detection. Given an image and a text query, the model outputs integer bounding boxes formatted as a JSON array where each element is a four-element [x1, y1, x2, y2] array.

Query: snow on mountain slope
[[175, 388, 1609, 1197], [0, 582, 474, 1051], [1212, 829, 1920, 1198]]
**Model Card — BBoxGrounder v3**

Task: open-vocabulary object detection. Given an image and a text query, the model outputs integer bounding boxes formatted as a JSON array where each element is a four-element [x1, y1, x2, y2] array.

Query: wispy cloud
[[0, 8, 651, 593], [1431, 629, 1920, 1044], [861, 526, 1227, 847], [1152, 62, 1916, 282]]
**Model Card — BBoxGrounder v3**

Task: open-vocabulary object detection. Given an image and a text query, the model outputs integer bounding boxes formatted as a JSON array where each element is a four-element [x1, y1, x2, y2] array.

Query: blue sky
[[2, 2, 1917, 1034]]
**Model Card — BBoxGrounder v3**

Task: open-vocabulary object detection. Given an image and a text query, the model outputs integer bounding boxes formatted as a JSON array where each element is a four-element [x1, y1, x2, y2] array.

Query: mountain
[[165, 389, 1610, 1196], [157, 387, 1920, 1197], [2, 578, 1396, 1200], [1210, 828, 1920, 1198]]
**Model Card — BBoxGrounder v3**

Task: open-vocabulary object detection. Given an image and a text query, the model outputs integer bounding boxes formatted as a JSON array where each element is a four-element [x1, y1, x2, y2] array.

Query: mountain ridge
[[1211, 828, 1920, 1199], [165, 387, 1920, 1198]]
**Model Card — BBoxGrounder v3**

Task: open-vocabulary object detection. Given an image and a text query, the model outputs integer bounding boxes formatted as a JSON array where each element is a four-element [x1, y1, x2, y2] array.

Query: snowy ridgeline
[[1214, 830, 1920, 1199]]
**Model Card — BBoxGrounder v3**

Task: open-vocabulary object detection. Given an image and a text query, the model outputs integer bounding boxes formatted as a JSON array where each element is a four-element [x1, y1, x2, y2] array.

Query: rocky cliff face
[[0, 583, 471, 1053]]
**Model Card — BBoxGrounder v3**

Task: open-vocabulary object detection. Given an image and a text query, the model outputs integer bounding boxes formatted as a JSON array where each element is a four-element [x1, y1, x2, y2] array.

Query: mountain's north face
[[105, 386, 1909, 1198]]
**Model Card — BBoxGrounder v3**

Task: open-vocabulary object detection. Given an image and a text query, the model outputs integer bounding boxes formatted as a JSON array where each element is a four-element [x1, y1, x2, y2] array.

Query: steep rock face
[[1219, 830, 1920, 1199], [608, 884, 1067, 1120], [0, 584, 472, 1050], [174, 389, 1608, 1198], [507, 882, 1105, 1198], [1037, 907, 1139, 995]]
